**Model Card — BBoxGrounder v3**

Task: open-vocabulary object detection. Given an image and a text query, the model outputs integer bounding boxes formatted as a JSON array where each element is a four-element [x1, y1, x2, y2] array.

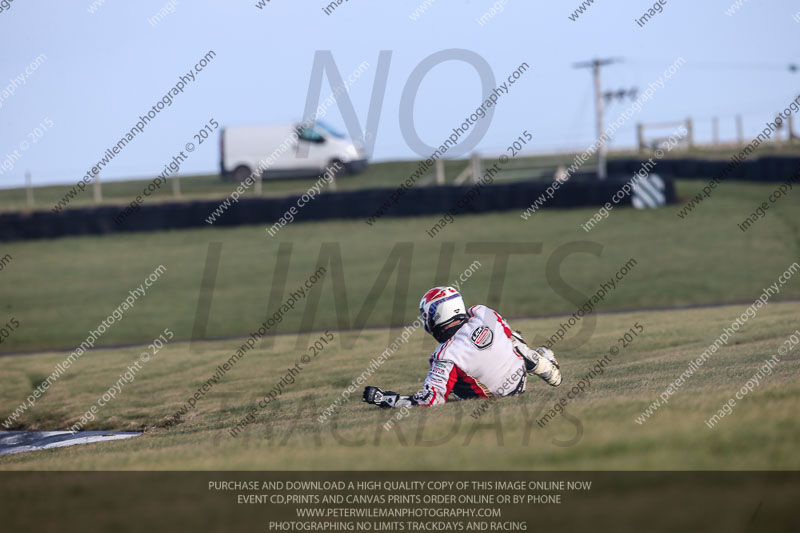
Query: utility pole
[[712, 117, 719, 146], [94, 172, 102, 203], [25, 171, 34, 207], [574, 58, 620, 179]]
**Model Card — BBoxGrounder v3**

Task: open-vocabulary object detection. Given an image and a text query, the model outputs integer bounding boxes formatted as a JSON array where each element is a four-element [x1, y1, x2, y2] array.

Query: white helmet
[[419, 286, 468, 343]]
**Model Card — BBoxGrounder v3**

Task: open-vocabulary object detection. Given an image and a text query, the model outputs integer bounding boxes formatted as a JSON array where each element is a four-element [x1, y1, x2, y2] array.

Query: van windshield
[[314, 121, 346, 139]]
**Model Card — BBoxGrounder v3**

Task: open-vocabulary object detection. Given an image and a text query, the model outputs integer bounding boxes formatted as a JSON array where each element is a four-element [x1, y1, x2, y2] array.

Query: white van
[[220, 121, 367, 181]]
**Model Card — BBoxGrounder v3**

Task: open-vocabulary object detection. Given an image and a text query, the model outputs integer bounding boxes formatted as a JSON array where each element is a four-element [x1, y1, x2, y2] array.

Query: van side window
[[296, 126, 325, 143]]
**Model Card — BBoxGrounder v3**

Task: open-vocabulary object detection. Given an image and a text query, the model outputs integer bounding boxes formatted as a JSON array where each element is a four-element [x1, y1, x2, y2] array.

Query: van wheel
[[328, 159, 347, 177], [233, 165, 252, 182]]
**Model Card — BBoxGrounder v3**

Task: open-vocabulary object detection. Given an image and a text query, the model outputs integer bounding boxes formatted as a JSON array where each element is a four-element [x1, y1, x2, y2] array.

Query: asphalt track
[[0, 430, 141, 456]]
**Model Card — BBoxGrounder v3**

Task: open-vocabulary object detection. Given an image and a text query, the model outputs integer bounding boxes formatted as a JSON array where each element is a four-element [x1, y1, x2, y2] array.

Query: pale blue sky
[[0, 0, 798, 187]]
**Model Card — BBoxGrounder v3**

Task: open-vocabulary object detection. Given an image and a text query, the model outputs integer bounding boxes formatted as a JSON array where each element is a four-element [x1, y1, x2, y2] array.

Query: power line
[[627, 58, 798, 72]]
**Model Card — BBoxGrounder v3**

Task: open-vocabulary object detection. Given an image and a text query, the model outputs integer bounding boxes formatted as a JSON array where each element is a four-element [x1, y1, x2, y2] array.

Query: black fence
[[0, 174, 675, 242]]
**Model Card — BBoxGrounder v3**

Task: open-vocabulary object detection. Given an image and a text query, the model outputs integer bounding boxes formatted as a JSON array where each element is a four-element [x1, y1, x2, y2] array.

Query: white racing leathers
[[396, 305, 527, 407]]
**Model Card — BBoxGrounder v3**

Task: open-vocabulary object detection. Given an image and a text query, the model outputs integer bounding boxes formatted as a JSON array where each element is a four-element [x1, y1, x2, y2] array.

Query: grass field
[[0, 179, 798, 355], [2, 142, 798, 213], [0, 174, 798, 470], [0, 301, 798, 470], [0, 158, 518, 213]]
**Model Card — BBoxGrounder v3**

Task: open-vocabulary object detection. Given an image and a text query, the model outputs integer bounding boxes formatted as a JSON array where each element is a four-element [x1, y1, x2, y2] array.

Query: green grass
[[0, 171, 798, 472], [0, 159, 496, 213], [0, 179, 798, 355], [4, 142, 798, 213], [1, 301, 798, 470]]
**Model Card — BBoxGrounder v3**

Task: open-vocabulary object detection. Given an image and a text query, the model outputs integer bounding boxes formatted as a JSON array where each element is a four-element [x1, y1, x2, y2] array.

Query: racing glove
[[363, 387, 412, 408]]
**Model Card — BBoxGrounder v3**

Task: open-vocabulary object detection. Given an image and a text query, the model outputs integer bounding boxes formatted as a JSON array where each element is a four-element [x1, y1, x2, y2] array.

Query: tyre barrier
[[607, 155, 800, 183], [0, 174, 676, 242]]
